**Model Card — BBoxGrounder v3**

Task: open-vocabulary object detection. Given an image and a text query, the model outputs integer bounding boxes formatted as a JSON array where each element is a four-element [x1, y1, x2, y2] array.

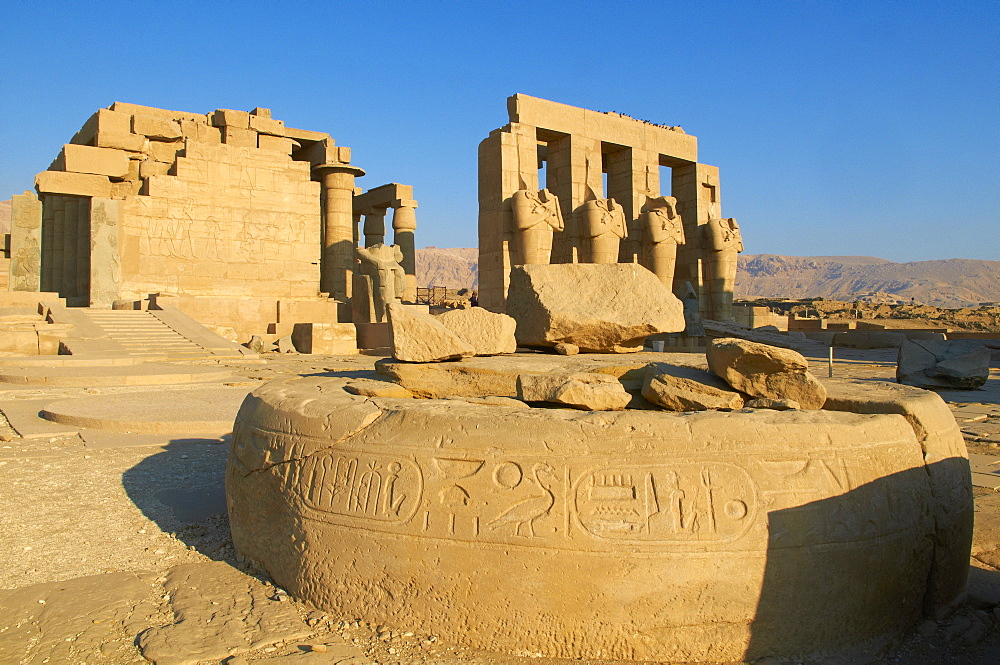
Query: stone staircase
[[84, 310, 214, 359]]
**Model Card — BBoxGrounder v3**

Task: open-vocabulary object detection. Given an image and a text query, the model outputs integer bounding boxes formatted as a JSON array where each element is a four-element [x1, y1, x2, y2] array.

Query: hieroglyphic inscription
[[574, 463, 757, 543], [299, 451, 421, 523]]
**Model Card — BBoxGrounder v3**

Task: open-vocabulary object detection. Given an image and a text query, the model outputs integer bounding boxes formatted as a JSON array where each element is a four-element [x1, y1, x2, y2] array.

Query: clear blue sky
[[2, 1, 997, 262]]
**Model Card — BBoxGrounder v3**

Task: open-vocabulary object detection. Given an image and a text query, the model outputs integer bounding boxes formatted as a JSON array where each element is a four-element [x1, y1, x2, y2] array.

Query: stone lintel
[[352, 183, 415, 211]]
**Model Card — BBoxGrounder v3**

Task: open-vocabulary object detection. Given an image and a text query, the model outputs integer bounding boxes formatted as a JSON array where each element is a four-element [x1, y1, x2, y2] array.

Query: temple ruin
[[4, 102, 420, 351], [478, 94, 742, 321]]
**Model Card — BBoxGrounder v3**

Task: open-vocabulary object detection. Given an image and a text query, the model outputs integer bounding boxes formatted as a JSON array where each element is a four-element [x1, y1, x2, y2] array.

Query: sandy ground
[[1, 349, 999, 665]]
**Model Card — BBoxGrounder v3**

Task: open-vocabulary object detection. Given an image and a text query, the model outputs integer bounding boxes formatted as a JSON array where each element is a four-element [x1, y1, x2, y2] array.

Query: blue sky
[[1, 0, 997, 261]]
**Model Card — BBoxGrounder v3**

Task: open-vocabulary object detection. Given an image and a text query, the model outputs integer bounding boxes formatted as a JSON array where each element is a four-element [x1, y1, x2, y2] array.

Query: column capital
[[312, 162, 366, 179]]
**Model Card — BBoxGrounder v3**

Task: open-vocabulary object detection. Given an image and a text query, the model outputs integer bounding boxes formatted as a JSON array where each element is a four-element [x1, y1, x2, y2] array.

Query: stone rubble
[[707, 337, 827, 409]]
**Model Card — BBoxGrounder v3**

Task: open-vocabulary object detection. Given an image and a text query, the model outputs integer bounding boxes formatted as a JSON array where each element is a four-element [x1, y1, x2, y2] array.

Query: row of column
[[313, 162, 418, 305]]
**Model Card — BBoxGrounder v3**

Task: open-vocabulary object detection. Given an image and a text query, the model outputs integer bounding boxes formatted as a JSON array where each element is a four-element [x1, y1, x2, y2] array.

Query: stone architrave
[[8, 191, 42, 291], [510, 189, 564, 266], [387, 302, 474, 362], [707, 337, 827, 410], [517, 372, 631, 411], [436, 307, 517, 356], [702, 217, 743, 321], [579, 198, 627, 264], [89, 198, 121, 307], [356, 243, 406, 324], [505, 263, 684, 353], [897, 339, 991, 390], [640, 195, 685, 289]]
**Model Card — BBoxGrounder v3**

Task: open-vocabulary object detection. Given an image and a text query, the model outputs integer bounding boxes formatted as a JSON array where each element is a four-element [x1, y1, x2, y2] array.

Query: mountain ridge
[[415, 248, 1000, 308]]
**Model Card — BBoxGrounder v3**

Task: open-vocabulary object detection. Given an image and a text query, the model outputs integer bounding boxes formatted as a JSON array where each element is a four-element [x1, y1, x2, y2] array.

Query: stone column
[[8, 191, 42, 291], [62, 197, 80, 298], [89, 198, 121, 307], [391, 198, 418, 302], [314, 162, 365, 301], [363, 208, 387, 247]]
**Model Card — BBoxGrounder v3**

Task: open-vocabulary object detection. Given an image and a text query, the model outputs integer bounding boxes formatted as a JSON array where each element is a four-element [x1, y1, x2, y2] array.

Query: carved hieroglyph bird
[[487, 463, 556, 537]]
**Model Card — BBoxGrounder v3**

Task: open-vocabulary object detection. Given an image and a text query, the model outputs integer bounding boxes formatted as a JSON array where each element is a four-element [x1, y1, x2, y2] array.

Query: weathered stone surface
[[517, 372, 630, 410], [897, 339, 991, 390], [823, 378, 973, 613], [375, 351, 698, 399], [641, 362, 744, 411], [275, 335, 296, 354], [228, 375, 968, 662], [436, 307, 516, 355], [343, 378, 413, 398], [388, 301, 474, 362], [707, 337, 827, 409], [505, 263, 684, 353], [138, 562, 310, 665], [745, 398, 800, 410], [555, 342, 579, 355], [0, 572, 152, 665]]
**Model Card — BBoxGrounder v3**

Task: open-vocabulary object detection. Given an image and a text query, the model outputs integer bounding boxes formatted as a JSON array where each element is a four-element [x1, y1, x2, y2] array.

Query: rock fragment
[[387, 302, 474, 362], [707, 337, 827, 409], [505, 263, 684, 353], [517, 372, 630, 410], [897, 339, 991, 390], [641, 363, 744, 411], [436, 307, 517, 355]]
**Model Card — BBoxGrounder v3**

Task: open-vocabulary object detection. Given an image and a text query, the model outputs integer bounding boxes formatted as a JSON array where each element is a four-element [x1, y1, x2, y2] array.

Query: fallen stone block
[[436, 307, 516, 356], [707, 337, 827, 409], [505, 263, 684, 353], [897, 339, 991, 390], [275, 335, 296, 353], [641, 362, 744, 411], [517, 372, 630, 411], [388, 301, 474, 362]]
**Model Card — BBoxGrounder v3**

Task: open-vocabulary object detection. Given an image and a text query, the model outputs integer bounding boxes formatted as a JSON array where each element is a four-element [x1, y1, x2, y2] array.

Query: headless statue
[[681, 281, 705, 337], [702, 218, 742, 321], [356, 243, 406, 323], [579, 198, 627, 264], [510, 189, 564, 265], [640, 196, 685, 289]]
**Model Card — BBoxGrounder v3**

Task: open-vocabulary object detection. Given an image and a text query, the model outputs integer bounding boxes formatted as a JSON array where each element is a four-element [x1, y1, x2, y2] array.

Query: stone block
[[436, 307, 517, 356], [221, 126, 257, 148], [249, 115, 285, 135], [897, 339, 991, 390], [276, 299, 341, 324], [110, 102, 204, 123], [139, 160, 172, 178], [251, 107, 272, 118], [517, 372, 630, 410], [179, 119, 222, 144], [72, 108, 133, 145], [211, 109, 251, 128], [35, 171, 112, 198], [707, 338, 827, 409], [258, 134, 295, 154], [131, 114, 182, 140], [641, 362, 744, 411], [148, 140, 183, 164], [291, 322, 357, 354], [505, 263, 684, 353], [94, 131, 148, 153], [59, 144, 130, 178], [388, 301, 474, 362]]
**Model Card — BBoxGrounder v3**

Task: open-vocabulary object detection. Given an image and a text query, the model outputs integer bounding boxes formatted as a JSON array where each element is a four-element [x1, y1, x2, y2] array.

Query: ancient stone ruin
[[224, 95, 973, 664], [5, 102, 424, 353], [478, 94, 742, 322]]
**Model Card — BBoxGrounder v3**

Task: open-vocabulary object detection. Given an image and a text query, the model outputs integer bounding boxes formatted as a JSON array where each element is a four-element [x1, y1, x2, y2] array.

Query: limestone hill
[[415, 248, 1000, 308]]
